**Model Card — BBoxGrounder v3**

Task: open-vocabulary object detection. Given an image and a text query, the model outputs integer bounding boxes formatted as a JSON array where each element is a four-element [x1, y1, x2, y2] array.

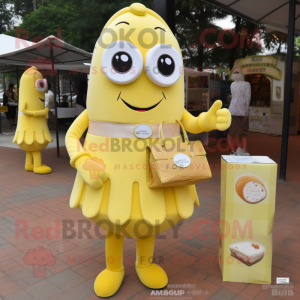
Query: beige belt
[[88, 120, 180, 139]]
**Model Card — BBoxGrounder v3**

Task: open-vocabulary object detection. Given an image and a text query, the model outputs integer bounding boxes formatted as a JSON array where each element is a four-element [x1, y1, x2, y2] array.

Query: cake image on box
[[243, 181, 267, 203], [229, 241, 265, 266], [235, 175, 267, 204]]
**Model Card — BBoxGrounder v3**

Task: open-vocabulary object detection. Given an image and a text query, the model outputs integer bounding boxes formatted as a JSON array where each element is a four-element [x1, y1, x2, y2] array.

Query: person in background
[[76, 80, 88, 140], [45, 81, 54, 124], [45, 81, 54, 109], [60, 95, 69, 107], [3, 83, 16, 127], [76, 80, 87, 115], [13, 85, 18, 103], [227, 68, 251, 156]]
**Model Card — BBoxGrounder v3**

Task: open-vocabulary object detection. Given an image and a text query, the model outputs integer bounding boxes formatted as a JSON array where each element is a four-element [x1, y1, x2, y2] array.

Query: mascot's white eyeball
[[101, 40, 143, 84], [35, 79, 48, 92], [145, 44, 183, 87]]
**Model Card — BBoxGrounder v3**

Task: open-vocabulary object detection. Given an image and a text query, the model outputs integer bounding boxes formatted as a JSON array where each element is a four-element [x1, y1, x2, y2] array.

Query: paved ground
[[0, 132, 300, 300]]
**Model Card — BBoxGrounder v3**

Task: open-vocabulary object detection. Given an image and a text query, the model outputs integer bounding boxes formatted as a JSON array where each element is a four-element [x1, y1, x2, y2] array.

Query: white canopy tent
[[0, 35, 92, 157], [0, 34, 35, 74], [204, 0, 298, 180], [0, 34, 35, 55], [0, 35, 92, 72], [204, 0, 300, 34]]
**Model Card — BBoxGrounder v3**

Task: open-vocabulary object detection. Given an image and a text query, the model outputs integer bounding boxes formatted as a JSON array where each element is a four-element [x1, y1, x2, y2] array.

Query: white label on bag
[[173, 153, 191, 168], [134, 124, 153, 139]]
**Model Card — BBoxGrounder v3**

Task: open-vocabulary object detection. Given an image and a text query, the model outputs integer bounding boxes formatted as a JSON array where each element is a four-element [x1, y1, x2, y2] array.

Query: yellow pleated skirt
[[13, 115, 52, 151], [70, 133, 199, 237]]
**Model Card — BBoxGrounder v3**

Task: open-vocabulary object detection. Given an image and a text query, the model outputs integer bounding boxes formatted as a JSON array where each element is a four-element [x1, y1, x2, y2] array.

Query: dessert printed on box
[[235, 175, 268, 204], [229, 241, 266, 266]]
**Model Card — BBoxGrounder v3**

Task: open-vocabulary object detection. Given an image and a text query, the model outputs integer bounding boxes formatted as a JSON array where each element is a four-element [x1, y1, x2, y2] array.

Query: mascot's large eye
[[101, 40, 143, 84], [35, 79, 47, 92], [145, 44, 182, 87], [157, 54, 175, 76], [112, 52, 132, 74]]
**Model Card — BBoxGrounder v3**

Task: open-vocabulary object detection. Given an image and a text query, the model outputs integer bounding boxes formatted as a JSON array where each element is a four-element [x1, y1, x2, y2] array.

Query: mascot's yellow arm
[[20, 103, 49, 118], [65, 110, 91, 169], [182, 100, 232, 133], [181, 109, 210, 134]]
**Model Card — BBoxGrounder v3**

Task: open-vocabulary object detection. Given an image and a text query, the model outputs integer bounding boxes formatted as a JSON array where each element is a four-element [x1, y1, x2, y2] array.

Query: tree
[[49, 0, 153, 52], [5, 3, 78, 43], [264, 31, 288, 54], [13, 0, 35, 18], [175, 0, 263, 72], [5, 0, 153, 52], [175, 0, 227, 71], [0, 0, 14, 33]]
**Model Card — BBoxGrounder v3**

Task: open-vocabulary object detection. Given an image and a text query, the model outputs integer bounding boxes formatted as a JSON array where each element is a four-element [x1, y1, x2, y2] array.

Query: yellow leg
[[94, 232, 125, 297], [136, 235, 168, 289], [25, 152, 33, 171], [32, 151, 51, 174]]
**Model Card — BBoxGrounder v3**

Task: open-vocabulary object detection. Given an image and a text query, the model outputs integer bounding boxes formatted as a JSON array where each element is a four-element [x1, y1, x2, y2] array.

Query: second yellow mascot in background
[[13, 66, 52, 174]]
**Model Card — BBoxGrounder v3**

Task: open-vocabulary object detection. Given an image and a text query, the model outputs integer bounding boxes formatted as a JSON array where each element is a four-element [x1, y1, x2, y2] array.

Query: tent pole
[[50, 48, 60, 157], [57, 69, 60, 106], [153, 0, 175, 34], [16, 67, 19, 104], [70, 75, 72, 107], [279, 0, 296, 180], [2, 74, 6, 91]]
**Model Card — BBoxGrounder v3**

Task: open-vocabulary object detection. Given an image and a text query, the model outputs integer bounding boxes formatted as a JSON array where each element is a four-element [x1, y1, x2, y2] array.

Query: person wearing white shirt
[[227, 68, 251, 156], [45, 81, 54, 109], [45, 81, 55, 124]]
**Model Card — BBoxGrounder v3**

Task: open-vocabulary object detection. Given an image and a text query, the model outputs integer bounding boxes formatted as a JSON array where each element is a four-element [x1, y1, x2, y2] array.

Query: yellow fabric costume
[[13, 67, 52, 174], [65, 3, 231, 297]]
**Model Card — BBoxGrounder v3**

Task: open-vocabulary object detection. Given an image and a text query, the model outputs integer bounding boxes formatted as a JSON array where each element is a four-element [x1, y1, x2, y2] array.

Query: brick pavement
[[0, 132, 300, 300]]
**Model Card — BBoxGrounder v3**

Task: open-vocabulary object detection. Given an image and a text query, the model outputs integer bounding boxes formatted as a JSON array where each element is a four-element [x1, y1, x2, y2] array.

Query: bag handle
[[159, 121, 165, 147], [175, 119, 195, 157], [159, 120, 190, 146], [175, 119, 190, 146], [159, 120, 195, 157]]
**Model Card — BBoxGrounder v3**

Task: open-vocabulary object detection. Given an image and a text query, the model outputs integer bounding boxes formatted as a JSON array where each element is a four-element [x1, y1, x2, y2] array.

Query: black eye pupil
[[112, 51, 132, 74], [157, 54, 175, 76]]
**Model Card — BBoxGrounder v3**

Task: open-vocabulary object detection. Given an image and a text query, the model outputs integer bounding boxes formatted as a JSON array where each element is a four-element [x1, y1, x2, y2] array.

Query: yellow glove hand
[[199, 100, 231, 131], [77, 157, 108, 189], [45, 107, 49, 119]]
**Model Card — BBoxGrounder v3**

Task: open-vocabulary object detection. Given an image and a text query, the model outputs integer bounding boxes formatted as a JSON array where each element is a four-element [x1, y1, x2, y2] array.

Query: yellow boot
[[25, 152, 33, 171], [94, 232, 124, 297], [33, 151, 51, 174], [136, 235, 168, 289]]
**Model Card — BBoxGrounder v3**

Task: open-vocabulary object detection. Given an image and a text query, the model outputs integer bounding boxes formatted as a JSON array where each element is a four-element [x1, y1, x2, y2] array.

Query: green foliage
[[0, 0, 14, 33], [5, 3, 77, 43], [295, 36, 300, 56], [5, 0, 153, 52], [264, 31, 287, 54], [13, 0, 35, 18], [175, 0, 263, 72]]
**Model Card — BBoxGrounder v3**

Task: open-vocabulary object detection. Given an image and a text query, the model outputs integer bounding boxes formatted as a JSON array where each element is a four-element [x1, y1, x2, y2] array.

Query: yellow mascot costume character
[[66, 3, 231, 297], [13, 66, 52, 174]]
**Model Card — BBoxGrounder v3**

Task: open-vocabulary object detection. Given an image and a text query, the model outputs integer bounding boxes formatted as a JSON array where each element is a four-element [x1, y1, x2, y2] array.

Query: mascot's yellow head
[[87, 3, 184, 124], [19, 66, 47, 111]]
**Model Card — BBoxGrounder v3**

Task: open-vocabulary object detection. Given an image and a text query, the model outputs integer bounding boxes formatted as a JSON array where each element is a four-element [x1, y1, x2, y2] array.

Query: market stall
[[0, 35, 92, 156], [184, 68, 210, 144], [231, 55, 299, 136]]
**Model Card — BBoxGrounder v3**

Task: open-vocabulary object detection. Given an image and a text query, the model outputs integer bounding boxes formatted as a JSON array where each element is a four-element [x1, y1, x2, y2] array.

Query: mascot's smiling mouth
[[39, 98, 45, 102], [117, 92, 166, 112]]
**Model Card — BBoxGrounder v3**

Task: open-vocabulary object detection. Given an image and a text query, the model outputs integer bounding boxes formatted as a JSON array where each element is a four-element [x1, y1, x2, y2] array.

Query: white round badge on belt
[[173, 153, 191, 168], [134, 124, 153, 139]]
